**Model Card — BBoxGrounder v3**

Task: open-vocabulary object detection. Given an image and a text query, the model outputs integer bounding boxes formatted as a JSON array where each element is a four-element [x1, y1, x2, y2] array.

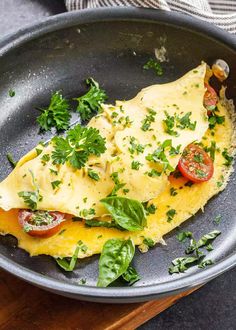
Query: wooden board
[[0, 269, 198, 330]]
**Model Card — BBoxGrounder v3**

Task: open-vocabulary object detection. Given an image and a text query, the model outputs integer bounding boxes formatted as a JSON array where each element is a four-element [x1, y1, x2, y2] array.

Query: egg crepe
[[0, 63, 234, 258]]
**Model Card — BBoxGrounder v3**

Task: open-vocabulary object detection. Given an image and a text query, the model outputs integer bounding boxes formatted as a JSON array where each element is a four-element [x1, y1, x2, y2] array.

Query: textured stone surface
[[0, 1, 235, 329]]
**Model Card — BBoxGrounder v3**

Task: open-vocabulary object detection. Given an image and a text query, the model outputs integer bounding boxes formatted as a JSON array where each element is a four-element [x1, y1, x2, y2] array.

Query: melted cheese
[[0, 64, 208, 217]]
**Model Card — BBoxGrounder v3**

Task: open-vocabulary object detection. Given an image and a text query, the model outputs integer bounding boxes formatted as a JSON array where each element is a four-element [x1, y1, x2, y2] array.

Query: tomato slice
[[204, 83, 218, 113], [18, 210, 65, 238], [178, 144, 214, 183]]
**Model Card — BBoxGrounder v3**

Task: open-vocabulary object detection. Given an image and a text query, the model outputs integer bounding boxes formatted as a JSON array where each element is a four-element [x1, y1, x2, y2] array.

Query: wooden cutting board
[[0, 269, 198, 330]]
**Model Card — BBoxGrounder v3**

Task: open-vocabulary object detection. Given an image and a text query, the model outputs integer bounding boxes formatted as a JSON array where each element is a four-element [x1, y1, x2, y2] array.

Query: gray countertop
[[0, 1, 235, 329]]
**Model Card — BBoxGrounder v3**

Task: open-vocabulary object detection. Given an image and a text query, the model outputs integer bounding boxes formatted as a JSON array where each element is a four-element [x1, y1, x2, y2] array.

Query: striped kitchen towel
[[65, 0, 236, 33]]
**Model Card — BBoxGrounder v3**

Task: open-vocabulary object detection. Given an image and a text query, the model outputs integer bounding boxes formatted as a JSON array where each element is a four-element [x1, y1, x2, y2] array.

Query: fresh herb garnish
[[143, 58, 163, 76], [18, 170, 42, 211], [129, 137, 145, 155], [97, 238, 135, 287], [205, 141, 216, 161], [145, 203, 157, 215], [51, 124, 106, 170], [146, 139, 174, 174], [56, 240, 87, 272], [88, 169, 100, 181], [222, 148, 233, 167], [163, 111, 179, 136], [198, 259, 214, 268], [131, 160, 142, 170], [170, 187, 178, 196], [79, 208, 95, 218], [51, 180, 62, 190], [166, 209, 176, 222], [36, 91, 71, 131], [214, 215, 222, 225], [176, 231, 193, 242], [85, 219, 124, 230], [208, 108, 225, 130], [100, 196, 147, 231], [109, 172, 126, 196], [9, 89, 15, 97], [146, 169, 161, 177], [143, 237, 155, 248], [6, 153, 17, 167], [41, 154, 50, 165], [141, 108, 156, 131], [122, 265, 140, 285], [176, 112, 196, 131], [74, 78, 107, 121]]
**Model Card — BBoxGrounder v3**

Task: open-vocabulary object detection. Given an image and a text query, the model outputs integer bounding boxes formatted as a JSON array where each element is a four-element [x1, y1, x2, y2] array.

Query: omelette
[[0, 62, 234, 284]]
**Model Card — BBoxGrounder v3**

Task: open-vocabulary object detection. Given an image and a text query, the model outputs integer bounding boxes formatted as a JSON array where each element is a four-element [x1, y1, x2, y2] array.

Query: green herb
[[163, 111, 179, 136], [143, 237, 155, 248], [196, 230, 221, 249], [196, 169, 207, 178], [208, 109, 225, 129], [205, 141, 216, 161], [176, 112, 196, 131], [109, 172, 126, 196], [74, 78, 107, 121], [58, 229, 66, 235], [176, 231, 193, 242], [143, 58, 163, 76], [131, 160, 142, 170], [193, 153, 203, 163], [169, 256, 199, 274], [79, 278, 87, 285], [146, 140, 174, 174], [122, 266, 140, 285], [214, 215, 222, 225], [198, 259, 214, 269], [100, 196, 147, 231], [222, 148, 233, 167], [49, 168, 58, 175], [6, 153, 17, 167], [146, 169, 161, 177], [169, 145, 181, 156], [88, 169, 100, 181], [9, 89, 15, 97], [36, 148, 43, 156], [129, 137, 145, 155], [79, 208, 95, 218], [18, 170, 42, 211], [145, 203, 157, 215], [184, 181, 194, 187], [36, 91, 71, 131], [51, 124, 106, 170], [85, 219, 123, 230], [56, 240, 87, 272], [83, 197, 87, 203], [51, 180, 62, 190], [141, 108, 156, 131], [170, 187, 178, 196], [41, 154, 50, 165], [166, 209, 176, 222], [97, 238, 135, 287]]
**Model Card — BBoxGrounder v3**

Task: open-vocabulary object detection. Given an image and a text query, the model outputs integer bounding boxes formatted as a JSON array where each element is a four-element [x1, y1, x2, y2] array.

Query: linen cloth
[[65, 0, 236, 33]]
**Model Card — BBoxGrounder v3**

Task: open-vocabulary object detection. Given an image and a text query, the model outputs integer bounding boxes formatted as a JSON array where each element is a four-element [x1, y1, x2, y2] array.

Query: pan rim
[[0, 7, 235, 302]]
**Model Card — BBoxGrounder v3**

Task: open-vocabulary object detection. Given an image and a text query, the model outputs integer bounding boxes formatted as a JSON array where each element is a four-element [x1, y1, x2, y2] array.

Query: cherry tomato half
[[178, 144, 214, 183], [18, 210, 65, 238], [204, 83, 218, 114]]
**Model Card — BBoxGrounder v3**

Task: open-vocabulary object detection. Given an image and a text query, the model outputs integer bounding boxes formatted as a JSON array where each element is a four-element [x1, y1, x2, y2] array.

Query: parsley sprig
[[37, 91, 71, 131], [74, 78, 107, 121], [51, 124, 106, 170]]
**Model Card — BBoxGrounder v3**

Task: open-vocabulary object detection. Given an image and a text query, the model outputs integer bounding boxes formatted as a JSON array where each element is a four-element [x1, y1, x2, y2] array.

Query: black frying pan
[[0, 8, 235, 303]]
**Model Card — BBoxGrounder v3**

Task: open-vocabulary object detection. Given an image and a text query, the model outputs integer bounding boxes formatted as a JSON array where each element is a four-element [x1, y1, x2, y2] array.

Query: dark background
[[0, 1, 235, 329]]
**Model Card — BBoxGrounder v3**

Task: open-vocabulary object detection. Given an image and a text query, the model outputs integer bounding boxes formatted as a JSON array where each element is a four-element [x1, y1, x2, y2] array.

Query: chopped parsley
[[205, 141, 216, 161], [146, 169, 161, 177], [170, 187, 178, 196], [146, 139, 174, 174], [208, 109, 225, 129], [51, 124, 106, 170], [109, 172, 126, 196], [88, 169, 100, 181], [143, 237, 155, 248], [163, 111, 196, 136], [145, 203, 157, 215], [49, 168, 58, 175], [129, 137, 145, 155], [176, 112, 196, 131], [222, 148, 233, 167], [163, 111, 178, 136], [143, 58, 163, 76], [36, 91, 71, 131], [51, 180, 62, 190], [79, 208, 95, 218], [6, 153, 17, 167], [166, 209, 176, 222], [41, 154, 50, 165], [141, 108, 156, 131], [214, 215, 222, 225], [131, 160, 142, 170], [18, 170, 42, 211], [9, 89, 15, 97], [74, 78, 107, 121]]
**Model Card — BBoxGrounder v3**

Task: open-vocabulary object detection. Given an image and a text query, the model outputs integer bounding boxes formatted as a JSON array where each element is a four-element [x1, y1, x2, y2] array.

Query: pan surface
[[0, 8, 235, 303]]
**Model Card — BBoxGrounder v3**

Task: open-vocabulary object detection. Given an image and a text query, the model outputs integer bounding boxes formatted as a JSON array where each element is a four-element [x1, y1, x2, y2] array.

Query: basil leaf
[[85, 219, 124, 231], [100, 196, 146, 231], [122, 265, 140, 285], [56, 240, 87, 272], [197, 230, 221, 248], [169, 256, 200, 274], [97, 238, 135, 287]]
